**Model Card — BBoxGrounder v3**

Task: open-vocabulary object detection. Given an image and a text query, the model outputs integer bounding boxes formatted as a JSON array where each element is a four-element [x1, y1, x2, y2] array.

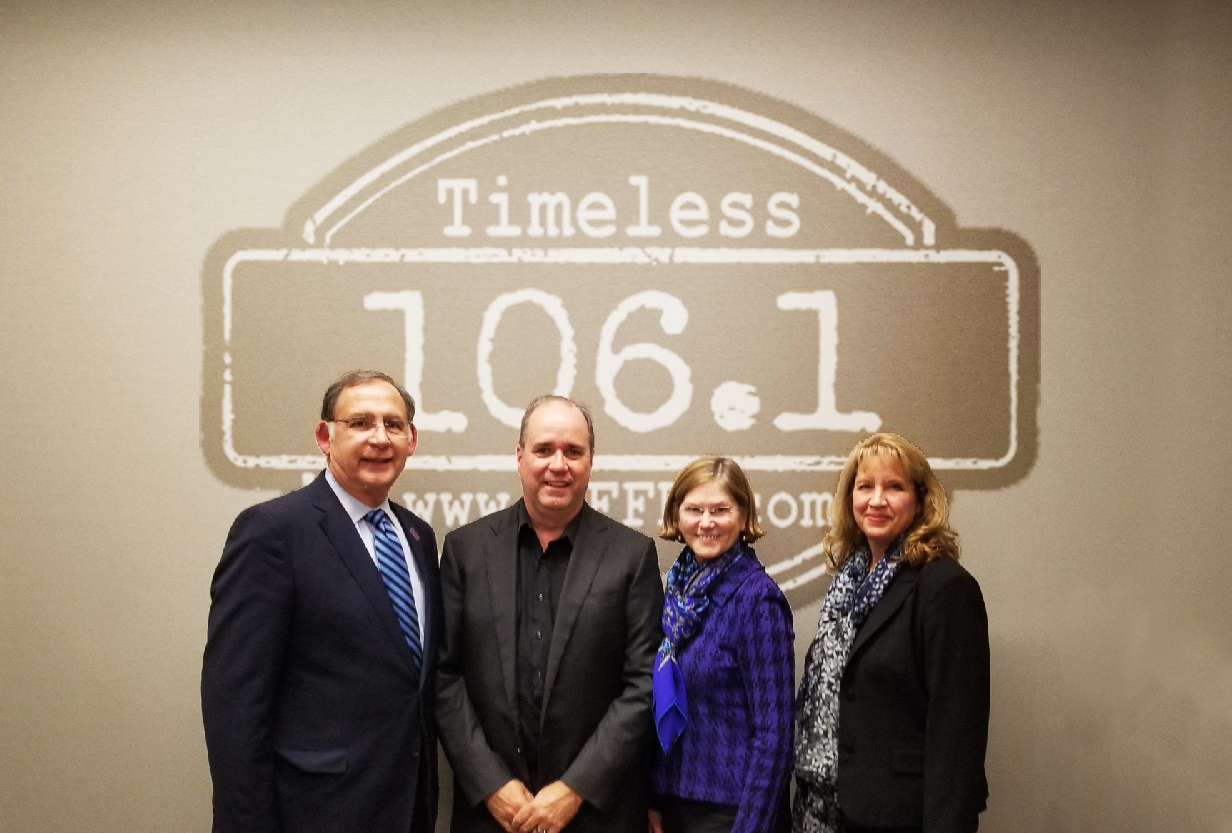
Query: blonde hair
[[660, 456, 765, 544], [823, 433, 959, 570]]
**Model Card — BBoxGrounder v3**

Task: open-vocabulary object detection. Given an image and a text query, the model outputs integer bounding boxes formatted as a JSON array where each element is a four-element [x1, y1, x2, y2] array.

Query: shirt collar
[[516, 498, 584, 547], [324, 468, 393, 524]]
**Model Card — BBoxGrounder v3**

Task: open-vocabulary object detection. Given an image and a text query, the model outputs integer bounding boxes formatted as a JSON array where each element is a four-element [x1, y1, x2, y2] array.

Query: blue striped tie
[[364, 508, 422, 676]]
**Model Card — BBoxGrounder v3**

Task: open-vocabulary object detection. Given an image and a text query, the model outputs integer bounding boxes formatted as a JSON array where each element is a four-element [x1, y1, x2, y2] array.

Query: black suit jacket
[[436, 501, 664, 833], [836, 556, 990, 833], [202, 473, 442, 833]]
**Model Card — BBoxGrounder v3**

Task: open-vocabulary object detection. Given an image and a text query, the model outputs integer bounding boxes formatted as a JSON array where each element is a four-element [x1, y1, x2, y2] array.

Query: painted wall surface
[[2, 1, 1229, 831]]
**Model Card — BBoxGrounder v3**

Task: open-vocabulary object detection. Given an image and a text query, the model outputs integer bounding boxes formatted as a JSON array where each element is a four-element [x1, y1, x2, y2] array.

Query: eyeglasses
[[681, 505, 735, 520], [330, 414, 411, 438]]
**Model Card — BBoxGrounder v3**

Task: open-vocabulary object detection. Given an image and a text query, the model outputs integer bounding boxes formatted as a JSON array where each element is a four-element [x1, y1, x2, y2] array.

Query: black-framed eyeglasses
[[330, 415, 410, 438]]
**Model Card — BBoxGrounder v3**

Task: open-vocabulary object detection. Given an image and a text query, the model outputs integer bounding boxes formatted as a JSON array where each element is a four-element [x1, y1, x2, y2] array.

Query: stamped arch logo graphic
[[202, 74, 1039, 604]]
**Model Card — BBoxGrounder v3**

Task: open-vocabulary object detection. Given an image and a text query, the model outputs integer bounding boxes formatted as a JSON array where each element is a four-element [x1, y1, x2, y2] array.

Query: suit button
[[536, 630, 542, 639]]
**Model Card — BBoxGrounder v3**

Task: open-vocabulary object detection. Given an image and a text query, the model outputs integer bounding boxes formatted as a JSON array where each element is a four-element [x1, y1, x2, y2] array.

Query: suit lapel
[[541, 506, 606, 724], [483, 508, 520, 712], [311, 477, 418, 677], [847, 563, 919, 663]]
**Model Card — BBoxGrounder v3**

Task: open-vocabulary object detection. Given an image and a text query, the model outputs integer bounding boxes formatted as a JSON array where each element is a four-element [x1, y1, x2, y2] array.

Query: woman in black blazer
[[793, 433, 990, 833]]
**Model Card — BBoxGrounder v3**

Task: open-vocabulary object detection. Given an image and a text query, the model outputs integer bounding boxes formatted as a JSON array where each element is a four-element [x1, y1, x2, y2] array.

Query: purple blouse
[[651, 551, 795, 833]]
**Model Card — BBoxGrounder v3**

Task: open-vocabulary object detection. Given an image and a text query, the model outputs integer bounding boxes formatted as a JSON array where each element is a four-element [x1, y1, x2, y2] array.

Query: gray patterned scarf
[[793, 540, 904, 833]]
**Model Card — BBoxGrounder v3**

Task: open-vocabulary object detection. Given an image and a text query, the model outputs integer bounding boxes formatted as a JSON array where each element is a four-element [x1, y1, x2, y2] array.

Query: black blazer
[[836, 556, 990, 833], [202, 473, 442, 833], [435, 501, 664, 833]]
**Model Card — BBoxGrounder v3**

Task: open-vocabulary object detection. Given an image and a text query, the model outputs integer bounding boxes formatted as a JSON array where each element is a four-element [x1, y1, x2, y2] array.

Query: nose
[[368, 422, 391, 443], [548, 450, 567, 469]]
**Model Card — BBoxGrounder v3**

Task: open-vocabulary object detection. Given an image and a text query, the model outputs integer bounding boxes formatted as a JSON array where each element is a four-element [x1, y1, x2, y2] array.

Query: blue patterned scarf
[[652, 540, 746, 752]]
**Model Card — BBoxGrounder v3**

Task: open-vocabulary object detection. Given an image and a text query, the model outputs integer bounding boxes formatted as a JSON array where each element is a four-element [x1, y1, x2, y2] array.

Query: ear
[[405, 423, 419, 457], [314, 420, 332, 456], [515, 443, 524, 464]]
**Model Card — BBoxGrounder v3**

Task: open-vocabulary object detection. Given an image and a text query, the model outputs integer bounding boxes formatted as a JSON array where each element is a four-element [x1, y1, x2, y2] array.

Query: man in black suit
[[436, 395, 663, 833], [202, 370, 442, 833]]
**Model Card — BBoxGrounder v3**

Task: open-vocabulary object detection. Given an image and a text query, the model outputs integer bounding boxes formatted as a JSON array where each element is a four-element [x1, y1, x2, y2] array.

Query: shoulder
[[725, 555, 791, 615], [444, 502, 517, 546], [231, 479, 320, 529], [913, 556, 987, 624], [581, 503, 656, 551], [217, 484, 327, 570], [916, 555, 982, 595]]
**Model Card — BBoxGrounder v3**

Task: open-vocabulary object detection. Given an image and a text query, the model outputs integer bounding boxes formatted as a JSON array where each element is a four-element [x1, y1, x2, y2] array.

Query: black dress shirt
[[515, 503, 580, 784]]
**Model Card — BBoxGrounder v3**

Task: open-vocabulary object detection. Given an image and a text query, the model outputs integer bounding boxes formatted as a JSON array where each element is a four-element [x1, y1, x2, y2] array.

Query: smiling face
[[314, 379, 416, 507], [516, 399, 593, 531], [852, 454, 919, 563], [677, 479, 745, 562]]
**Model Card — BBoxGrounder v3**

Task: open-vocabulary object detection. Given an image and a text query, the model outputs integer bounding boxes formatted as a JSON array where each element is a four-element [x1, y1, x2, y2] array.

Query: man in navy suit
[[202, 370, 442, 833]]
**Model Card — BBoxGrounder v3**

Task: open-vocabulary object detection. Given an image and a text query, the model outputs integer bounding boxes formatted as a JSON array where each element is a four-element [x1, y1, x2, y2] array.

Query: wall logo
[[201, 75, 1038, 603]]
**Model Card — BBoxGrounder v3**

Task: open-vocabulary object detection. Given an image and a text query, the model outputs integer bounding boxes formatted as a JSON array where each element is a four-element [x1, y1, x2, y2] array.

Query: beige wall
[[2, 1, 1230, 831]]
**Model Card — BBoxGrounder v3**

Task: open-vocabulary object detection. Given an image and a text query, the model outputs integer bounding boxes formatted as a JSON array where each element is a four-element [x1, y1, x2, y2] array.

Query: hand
[[511, 780, 584, 833], [648, 808, 665, 833], [486, 780, 534, 833]]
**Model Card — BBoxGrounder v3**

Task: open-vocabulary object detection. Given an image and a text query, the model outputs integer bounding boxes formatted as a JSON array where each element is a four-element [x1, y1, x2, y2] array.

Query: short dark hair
[[320, 370, 416, 422], [518, 394, 595, 454]]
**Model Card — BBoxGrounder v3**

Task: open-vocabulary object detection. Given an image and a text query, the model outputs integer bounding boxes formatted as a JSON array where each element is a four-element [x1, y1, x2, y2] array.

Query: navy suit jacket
[[436, 501, 664, 833], [202, 472, 442, 833]]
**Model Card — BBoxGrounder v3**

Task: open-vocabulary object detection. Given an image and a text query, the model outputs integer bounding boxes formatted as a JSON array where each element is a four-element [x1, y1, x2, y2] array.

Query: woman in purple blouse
[[650, 456, 795, 833]]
